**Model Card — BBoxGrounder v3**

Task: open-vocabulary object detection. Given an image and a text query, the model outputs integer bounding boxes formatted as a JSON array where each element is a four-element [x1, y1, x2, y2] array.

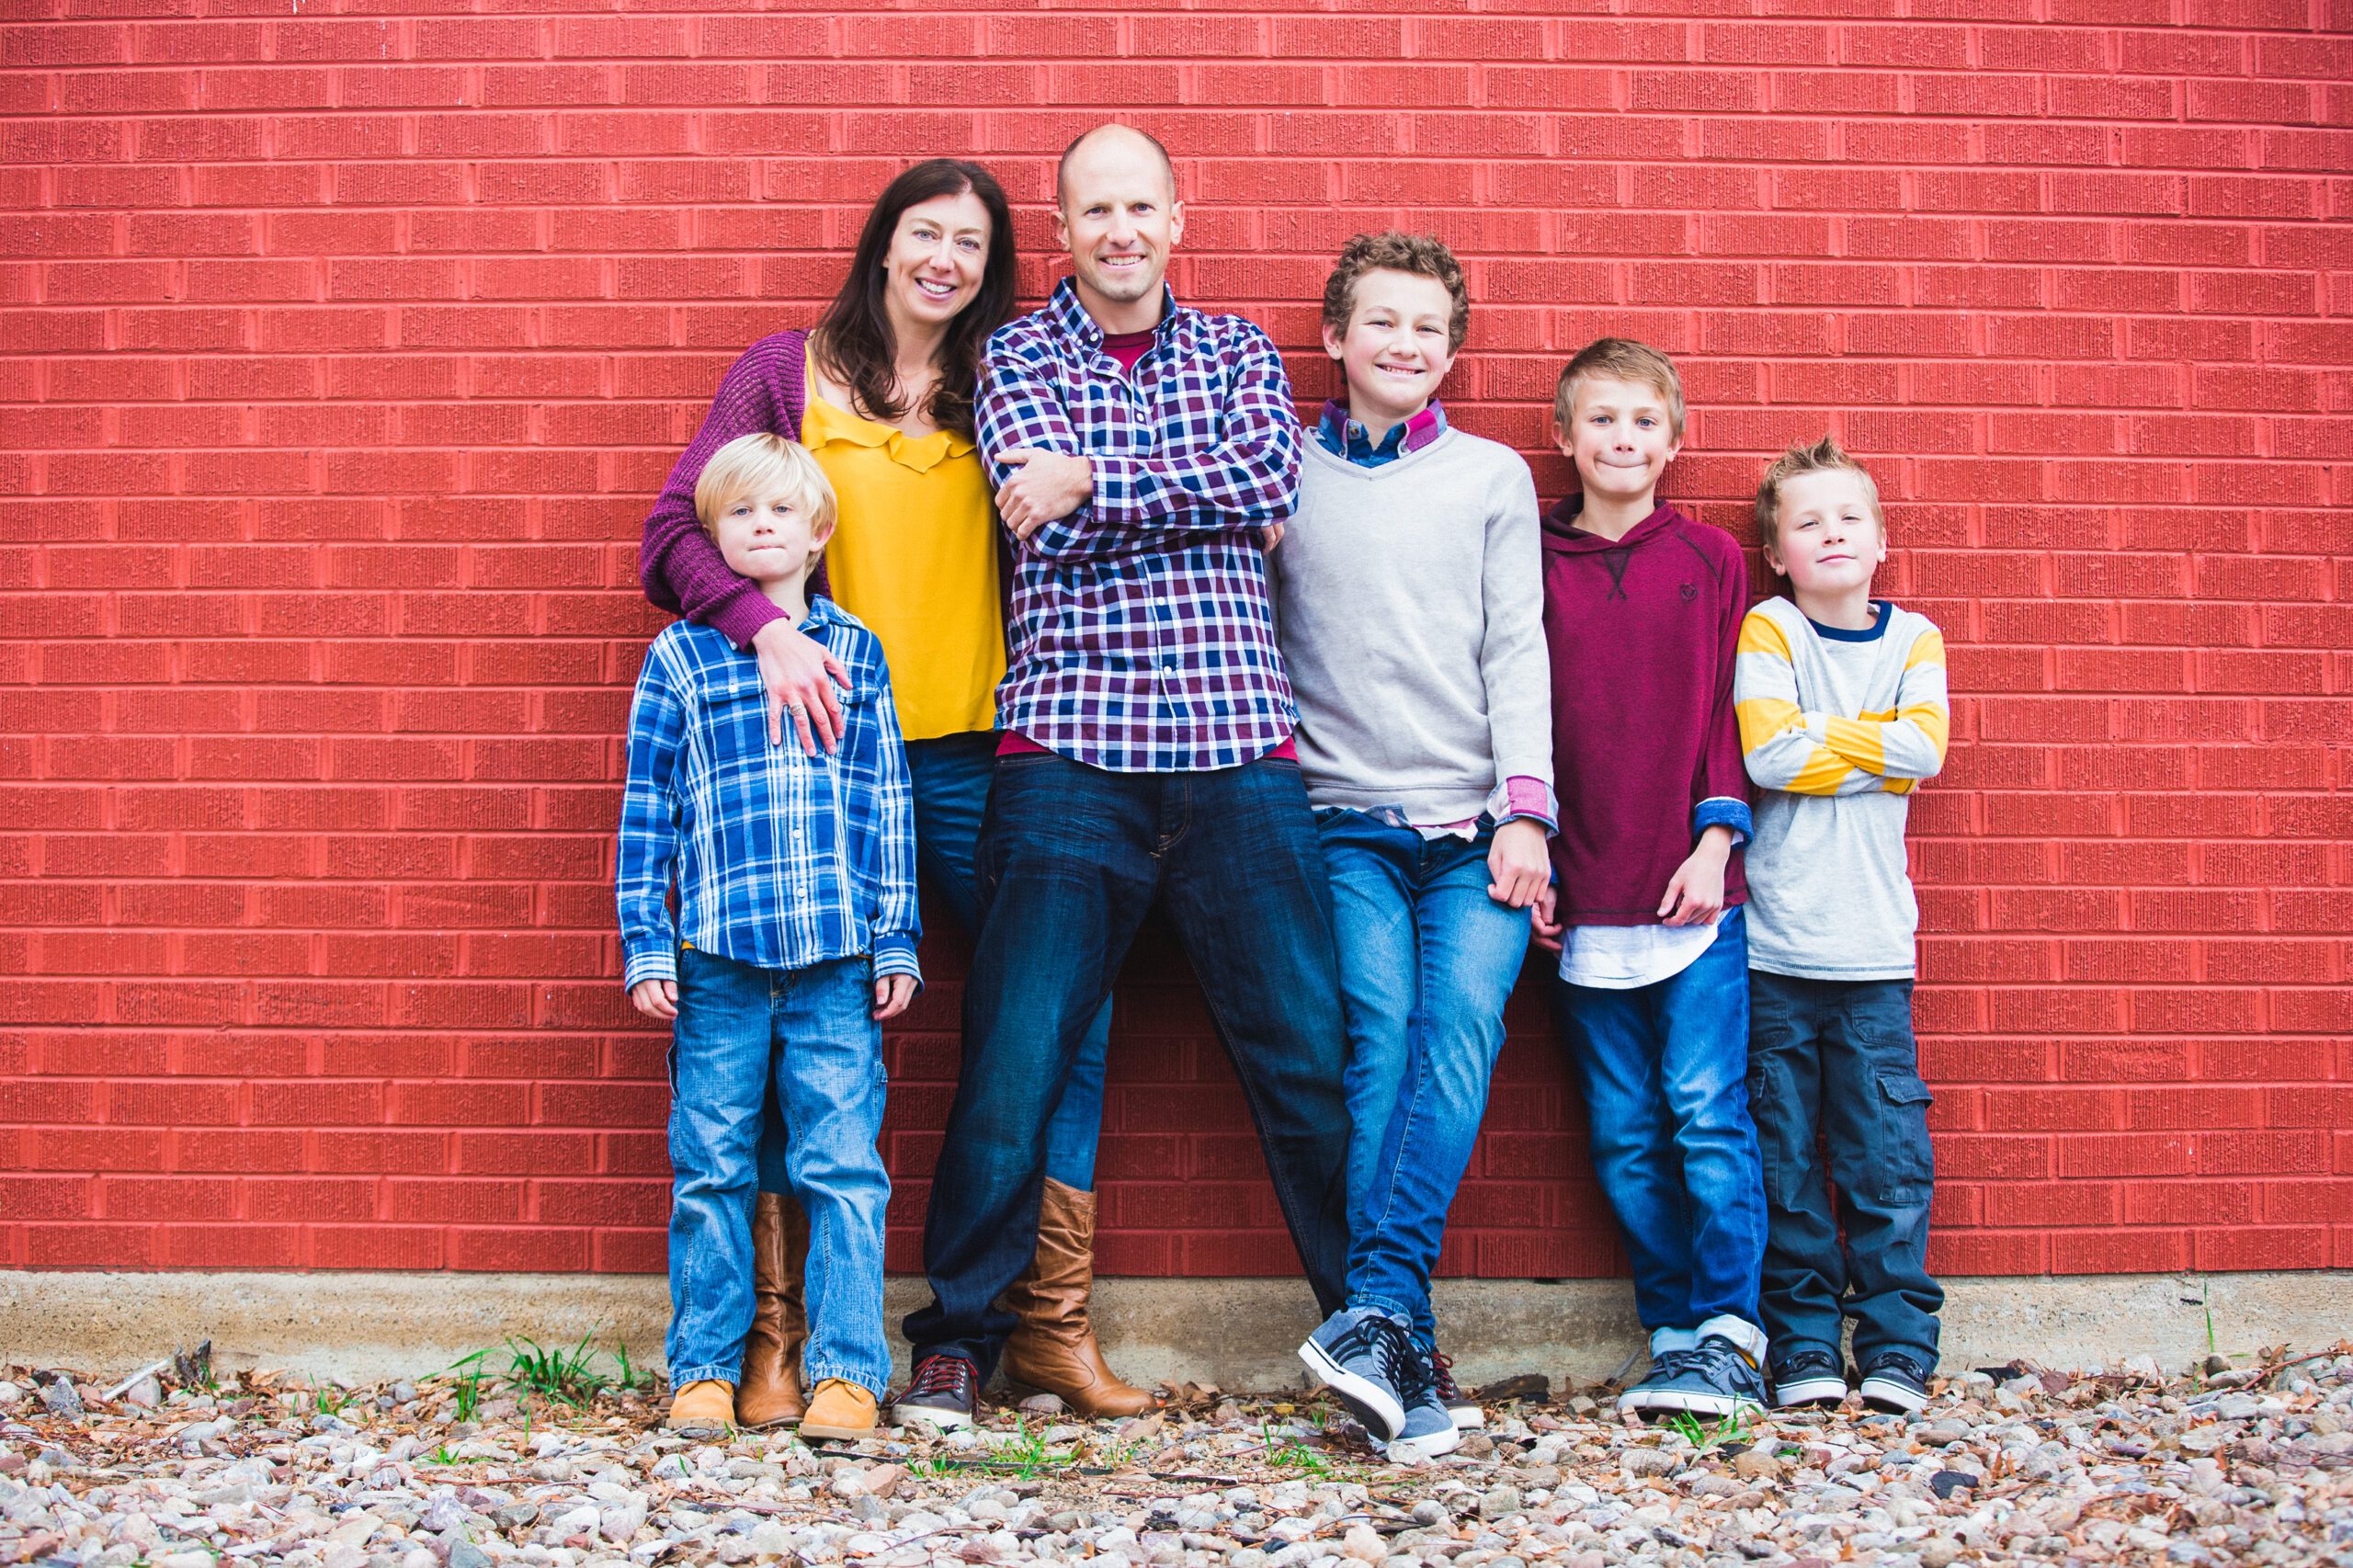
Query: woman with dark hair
[[640, 158, 1152, 1427]]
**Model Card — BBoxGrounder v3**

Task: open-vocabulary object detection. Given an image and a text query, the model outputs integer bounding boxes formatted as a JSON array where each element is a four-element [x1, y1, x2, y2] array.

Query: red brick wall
[[3, 3, 2347, 1280]]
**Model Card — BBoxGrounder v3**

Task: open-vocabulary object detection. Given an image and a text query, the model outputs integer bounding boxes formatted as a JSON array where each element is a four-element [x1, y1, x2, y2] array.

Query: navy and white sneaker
[[1859, 1351, 1932, 1415], [1647, 1334, 1768, 1418], [1771, 1346, 1849, 1409], [1428, 1347, 1483, 1429], [1615, 1343, 1695, 1416], [1299, 1307, 1414, 1441], [889, 1353, 979, 1432], [1382, 1347, 1461, 1462]]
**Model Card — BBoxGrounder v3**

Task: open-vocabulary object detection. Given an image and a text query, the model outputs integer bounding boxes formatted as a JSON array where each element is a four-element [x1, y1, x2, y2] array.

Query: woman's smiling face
[[881, 189, 994, 331]]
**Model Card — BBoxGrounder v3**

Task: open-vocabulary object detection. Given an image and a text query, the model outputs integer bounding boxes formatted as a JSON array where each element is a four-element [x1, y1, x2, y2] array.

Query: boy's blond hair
[[693, 433, 837, 556], [1552, 337, 1685, 439], [1755, 434, 1882, 540], [1322, 230, 1472, 354]]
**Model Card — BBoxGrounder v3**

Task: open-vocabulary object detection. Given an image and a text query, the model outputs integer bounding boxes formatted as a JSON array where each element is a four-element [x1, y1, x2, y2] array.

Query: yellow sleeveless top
[[799, 369, 1004, 742]]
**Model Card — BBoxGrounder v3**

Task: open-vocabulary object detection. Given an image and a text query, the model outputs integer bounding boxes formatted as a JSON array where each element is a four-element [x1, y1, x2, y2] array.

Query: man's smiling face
[[1055, 127, 1184, 327]]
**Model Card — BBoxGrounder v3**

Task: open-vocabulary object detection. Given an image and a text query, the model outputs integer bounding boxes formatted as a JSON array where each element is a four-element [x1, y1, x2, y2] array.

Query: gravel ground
[[4, 1343, 2349, 1567]]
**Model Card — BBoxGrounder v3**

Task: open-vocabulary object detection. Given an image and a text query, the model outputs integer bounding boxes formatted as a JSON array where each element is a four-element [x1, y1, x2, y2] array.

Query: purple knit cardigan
[[639, 329, 810, 649]]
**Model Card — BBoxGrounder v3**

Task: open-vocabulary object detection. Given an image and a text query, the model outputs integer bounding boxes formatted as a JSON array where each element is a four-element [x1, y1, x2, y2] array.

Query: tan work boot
[[801, 1377, 879, 1441], [665, 1379, 735, 1434], [735, 1193, 810, 1428], [1001, 1177, 1158, 1418]]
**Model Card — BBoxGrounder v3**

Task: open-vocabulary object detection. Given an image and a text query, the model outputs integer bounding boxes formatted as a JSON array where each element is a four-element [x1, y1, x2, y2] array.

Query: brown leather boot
[[1000, 1177, 1158, 1418], [734, 1192, 809, 1428]]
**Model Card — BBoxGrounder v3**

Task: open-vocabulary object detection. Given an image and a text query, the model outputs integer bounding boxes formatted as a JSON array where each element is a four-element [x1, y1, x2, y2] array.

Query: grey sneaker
[[1299, 1307, 1413, 1441], [1614, 1346, 1694, 1416], [1382, 1352, 1461, 1463], [1645, 1335, 1768, 1419]]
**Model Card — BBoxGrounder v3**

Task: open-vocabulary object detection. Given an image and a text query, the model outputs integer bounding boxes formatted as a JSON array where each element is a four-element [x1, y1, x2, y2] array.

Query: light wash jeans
[[668, 948, 892, 1397], [1319, 812, 1532, 1341], [758, 730, 1109, 1194], [1554, 905, 1766, 1335]]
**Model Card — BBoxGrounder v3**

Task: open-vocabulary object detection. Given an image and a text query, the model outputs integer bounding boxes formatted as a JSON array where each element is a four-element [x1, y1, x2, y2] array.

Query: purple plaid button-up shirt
[[976, 278, 1303, 773]]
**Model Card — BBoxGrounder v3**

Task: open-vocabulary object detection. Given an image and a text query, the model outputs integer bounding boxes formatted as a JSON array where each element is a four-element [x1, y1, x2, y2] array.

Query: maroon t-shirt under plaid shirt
[[976, 278, 1303, 774]]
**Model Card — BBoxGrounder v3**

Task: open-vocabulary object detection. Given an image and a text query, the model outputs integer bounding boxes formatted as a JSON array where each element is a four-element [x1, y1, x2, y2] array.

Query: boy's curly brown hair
[[1321, 231, 1471, 354]]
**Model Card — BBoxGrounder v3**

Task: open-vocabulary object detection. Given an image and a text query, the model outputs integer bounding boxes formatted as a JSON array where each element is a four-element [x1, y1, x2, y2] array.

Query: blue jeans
[[758, 730, 1109, 1195], [1320, 812, 1531, 1340], [903, 749, 1353, 1377], [668, 949, 892, 1396], [1748, 971, 1941, 1369], [1555, 906, 1766, 1334]]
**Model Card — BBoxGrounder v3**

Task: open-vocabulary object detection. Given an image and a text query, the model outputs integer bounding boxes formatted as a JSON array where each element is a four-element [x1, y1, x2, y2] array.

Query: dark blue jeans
[[758, 731, 1111, 1196], [1747, 971, 1941, 1369], [903, 749, 1353, 1378], [1555, 907, 1766, 1334]]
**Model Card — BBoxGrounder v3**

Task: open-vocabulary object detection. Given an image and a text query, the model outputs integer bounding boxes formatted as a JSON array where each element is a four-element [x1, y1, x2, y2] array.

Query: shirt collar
[[1046, 274, 1187, 354], [1314, 398, 1448, 461]]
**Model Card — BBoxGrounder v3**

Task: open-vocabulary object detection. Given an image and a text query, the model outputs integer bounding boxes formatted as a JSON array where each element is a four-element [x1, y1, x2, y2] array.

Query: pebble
[[0, 1350, 2347, 1565]]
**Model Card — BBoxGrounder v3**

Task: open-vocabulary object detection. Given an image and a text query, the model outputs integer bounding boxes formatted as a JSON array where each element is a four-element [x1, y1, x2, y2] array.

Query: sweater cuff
[[708, 584, 790, 652], [1693, 796, 1753, 846], [1487, 776, 1559, 835], [871, 934, 922, 991]]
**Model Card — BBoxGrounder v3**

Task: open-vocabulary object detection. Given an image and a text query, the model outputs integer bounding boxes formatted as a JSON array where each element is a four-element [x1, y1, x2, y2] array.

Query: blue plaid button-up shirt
[[977, 278, 1303, 773], [618, 597, 920, 992]]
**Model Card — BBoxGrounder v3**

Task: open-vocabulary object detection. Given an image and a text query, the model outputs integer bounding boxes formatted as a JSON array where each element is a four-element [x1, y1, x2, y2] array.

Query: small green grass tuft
[[442, 1348, 491, 1423], [1260, 1418, 1332, 1475], [1665, 1408, 1754, 1449], [504, 1333, 609, 1409]]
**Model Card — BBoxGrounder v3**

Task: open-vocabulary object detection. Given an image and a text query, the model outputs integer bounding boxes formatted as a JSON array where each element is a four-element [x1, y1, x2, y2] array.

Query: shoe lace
[[1645, 1347, 1693, 1382], [1427, 1348, 1461, 1402], [1332, 1313, 1416, 1401], [1780, 1347, 1840, 1378], [1397, 1339, 1438, 1410], [904, 1354, 974, 1400], [1688, 1336, 1758, 1388], [1869, 1351, 1928, 1385]]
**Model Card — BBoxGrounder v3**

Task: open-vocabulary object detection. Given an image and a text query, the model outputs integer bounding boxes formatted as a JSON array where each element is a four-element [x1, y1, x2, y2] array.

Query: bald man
[[892, 124, 1353, 1428]]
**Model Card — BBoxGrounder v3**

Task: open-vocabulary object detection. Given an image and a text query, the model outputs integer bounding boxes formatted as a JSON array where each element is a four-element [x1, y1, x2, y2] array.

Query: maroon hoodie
[[1540, 496, 1753, 926]]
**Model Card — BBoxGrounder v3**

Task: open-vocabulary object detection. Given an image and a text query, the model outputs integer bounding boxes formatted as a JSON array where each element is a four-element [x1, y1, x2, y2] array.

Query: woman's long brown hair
[[810, 159, 1017, 439]]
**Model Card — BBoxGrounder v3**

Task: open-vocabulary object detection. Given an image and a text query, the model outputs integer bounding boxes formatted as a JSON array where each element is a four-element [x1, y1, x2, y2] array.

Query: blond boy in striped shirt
[[1733, 436, 1949, 1417]]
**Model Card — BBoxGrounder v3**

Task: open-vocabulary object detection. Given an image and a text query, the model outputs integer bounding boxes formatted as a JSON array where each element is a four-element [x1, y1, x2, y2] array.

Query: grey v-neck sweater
[[1269, 427, 1552, 823]]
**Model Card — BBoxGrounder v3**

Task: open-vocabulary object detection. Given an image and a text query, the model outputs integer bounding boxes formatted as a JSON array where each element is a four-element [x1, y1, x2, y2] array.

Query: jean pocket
[[1868, 1072, 1936, 1203]]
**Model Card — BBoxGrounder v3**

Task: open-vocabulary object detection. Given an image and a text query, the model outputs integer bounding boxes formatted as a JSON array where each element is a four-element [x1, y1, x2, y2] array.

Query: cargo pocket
[[1747, 1055, 1809, 1210], [1868, 1073, 1936, 1204]]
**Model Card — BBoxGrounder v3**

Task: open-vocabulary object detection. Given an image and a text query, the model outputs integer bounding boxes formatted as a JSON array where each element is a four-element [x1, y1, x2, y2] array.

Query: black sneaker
[[889, 1353, 979, 1431], [1859, 1351, 1932, 1415], [1298, 1306, 1415, 1440], [1427, 1348, 1483, 1430], [1647, 1334, 1768, 1418], [1771, 1346, 1849, 1409]]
